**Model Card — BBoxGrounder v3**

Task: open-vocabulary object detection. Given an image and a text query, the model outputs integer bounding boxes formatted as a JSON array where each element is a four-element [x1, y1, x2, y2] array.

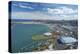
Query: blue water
[[11, 23, 49, 52]]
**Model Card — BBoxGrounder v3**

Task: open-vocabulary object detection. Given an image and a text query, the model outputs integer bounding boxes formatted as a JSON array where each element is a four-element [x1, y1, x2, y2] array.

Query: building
[[43, 32, 52, 36], [57, 36, 77, 49]]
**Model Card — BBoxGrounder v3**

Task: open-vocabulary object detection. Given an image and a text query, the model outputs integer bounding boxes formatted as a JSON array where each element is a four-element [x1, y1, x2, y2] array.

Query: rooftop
[[43, 32, 52, 36], [60, 36, 77, 44]]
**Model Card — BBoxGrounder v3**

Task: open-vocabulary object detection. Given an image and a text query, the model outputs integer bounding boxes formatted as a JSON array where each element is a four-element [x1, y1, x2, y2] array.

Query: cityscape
[[9, 1, 78, 53]]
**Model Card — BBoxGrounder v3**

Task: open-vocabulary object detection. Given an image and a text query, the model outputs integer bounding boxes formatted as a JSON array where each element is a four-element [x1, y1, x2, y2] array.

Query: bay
[[11, 23, 49, 52]]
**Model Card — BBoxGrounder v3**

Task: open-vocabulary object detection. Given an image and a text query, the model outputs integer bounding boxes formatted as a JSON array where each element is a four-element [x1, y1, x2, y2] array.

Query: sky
[[10, 1, 78, 20]]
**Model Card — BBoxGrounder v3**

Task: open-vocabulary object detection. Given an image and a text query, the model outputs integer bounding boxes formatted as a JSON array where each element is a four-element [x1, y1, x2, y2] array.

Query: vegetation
[[32, 35, 48, 41], [12, 22, 33, 24]]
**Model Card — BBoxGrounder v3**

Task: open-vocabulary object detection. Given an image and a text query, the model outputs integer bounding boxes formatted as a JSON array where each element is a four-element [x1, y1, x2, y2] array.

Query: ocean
[[11, 23, 49, 52]]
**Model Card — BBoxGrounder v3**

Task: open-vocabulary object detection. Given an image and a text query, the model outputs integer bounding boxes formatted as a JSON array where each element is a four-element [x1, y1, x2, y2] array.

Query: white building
[[43, 32, 52, 36]]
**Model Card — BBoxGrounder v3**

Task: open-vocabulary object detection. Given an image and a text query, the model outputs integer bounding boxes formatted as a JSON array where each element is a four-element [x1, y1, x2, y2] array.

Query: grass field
[[32, 35, 49, 41]]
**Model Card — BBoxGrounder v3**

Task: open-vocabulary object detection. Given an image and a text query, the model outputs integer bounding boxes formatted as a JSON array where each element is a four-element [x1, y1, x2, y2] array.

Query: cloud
[[46, 6, 77, 20], [12, 4, 78, 20], [13, 3, 34, 9], [19, 4, 33, 9], [47, 8, 63, 14], [47, 6, 77, 15], [11, 12, 60, 20], [60, 14, 78, 20], [11, 11, 77, 20], [12, 4, 18, 6]]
